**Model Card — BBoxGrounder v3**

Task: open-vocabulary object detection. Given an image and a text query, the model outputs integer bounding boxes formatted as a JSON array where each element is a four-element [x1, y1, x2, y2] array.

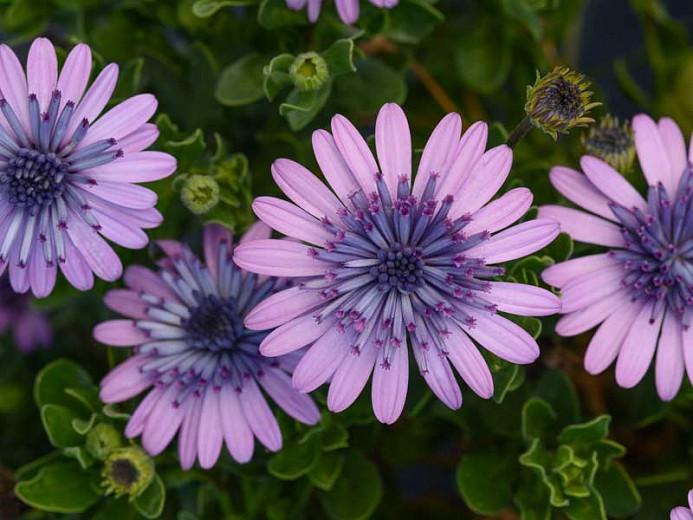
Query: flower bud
[[289, 52, 329, 91], [102, 446, 155, 498], [86, 423, 122, 461], [525, 66, 600, 139], [581, 115, 635, 173], [181, 174, 220, 215]]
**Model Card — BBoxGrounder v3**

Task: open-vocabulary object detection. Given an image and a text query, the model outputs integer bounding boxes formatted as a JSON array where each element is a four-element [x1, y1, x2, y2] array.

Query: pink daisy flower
[[672, 490, 693, 520], [286, 0, 398, 24], [96, 223, 320, 469], [539, 113, 693, 400], [0, 274, 51, 352], [234, 103, 560, 424], [0, 37, 175, 297]]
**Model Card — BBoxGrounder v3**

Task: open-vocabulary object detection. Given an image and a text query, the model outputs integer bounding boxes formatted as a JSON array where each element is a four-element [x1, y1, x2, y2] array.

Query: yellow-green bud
[[581, 114, 635, 173], [181, 174, 220, 215], [289, 52, 329, 92], [525, 66, 601, 139], [86, 423, 122, 460], [102, 446, 155, 499]]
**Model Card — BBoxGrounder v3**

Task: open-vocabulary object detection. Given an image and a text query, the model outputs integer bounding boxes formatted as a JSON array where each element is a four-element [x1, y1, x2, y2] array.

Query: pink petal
[[655, 311, 684, 401], [219, 384, 254, 463], [487, 282, 560, 316], [0, 44, 30, 133], [436, 121, 488, 198], [449, 145, 513, 219], [141, 385, 184, 456], [446, 326, 493, 399], [203, 223, 232, 281], [542, 253, 617, 288], [580, 155, 646, 211], [271, 158, 342, 221], [463, 311, 539, 364], [466, 219, 560, 264], [684, 327, 693, 389], [258, 368, 320, 424], [92, 207, 149, 249], [66, 211, 122, 281], [292, 327, 352, 392], [371, 343, 409, 425], [464, 187, 532, 235], [60, 235, 94, 291], [538, 205, 625, 247], [197, 389, 224, 469], [178, 397, 202, 469], [244, 286, 323, 330], [584, 299, 643, 375], [118, 123, 160, 153], [259, 314, 332, 356], [234, 239, 330, 277], [84, 151, 176, 183], [77, 181, 158, 210], [253, 197, 331, 245], [671, 507, 693, 520], [56, 43, 92, 109], [413, 113, 462, 198], [312, 129, 360, 206], [125, 385, 164, 438], [414, 345, 462, 409], [29, 244, 57, 298], [335, 0, 359, 24], [327, 340, 378, 412], [94, 319, 148, 346], [548, 165, 614, 221], [633, 113, 675, 195], [27, 38, 57, 112], [124, 265, 178, 301], [307, 0, 321, 21], [104, 289, 149, 319], [559, 266, 623, 314], [79, 93, 157, 148], [658, 117, 688, 186], [239, 378, 282, 451], [239, 221, 272, 243], [555, 289, 627, 337], [331, 114, 379, 193], [100, 355, 153, 403], [615, 302, 664, 388], [375, 103, 411, 196]]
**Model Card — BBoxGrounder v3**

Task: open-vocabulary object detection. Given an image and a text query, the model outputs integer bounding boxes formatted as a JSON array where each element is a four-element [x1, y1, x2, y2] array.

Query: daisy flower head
[[672, 490, 693, 520], [286, 0, 398, 25], [540, 114, 693, 400], [0, 274, 51, 352], [235, 103, 561, 425], [96, 223, 320, 469], [0, 37, 175, 297]]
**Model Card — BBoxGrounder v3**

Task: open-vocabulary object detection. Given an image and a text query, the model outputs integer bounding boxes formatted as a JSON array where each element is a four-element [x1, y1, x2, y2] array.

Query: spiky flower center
[[537, 76, 583, 122], [610, 165, 693, 326], [371, 245, 424, 294], [3, 148, 68, 208], [582, 116, 635, 173], [183, 295, 244, 351]]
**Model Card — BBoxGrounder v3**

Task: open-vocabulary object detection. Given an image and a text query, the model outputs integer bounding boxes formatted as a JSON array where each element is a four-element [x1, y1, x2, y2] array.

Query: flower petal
[[245, 286, 323, 330], [94, 319, 148, 346], [234, 239, 330, 277], [219, 384, 254, 463], [487, 282, 561, 316], [312, 129, 360, 206], [413, 112, 462, 198], [259, 368, 320, 424], [292, 327, 352, 392], [80, 93, 157, 148], [83, 151, 176, 183], [542, 253, 617, 288], [27, 38, 58, 112], [414, 345, 462, 410], [655, 311, 684, 401], [259, 314, 333, 356], [371, 344, 409, 424], [253, 196, 331, 245], [0, 44, 30, 133], [559, 266, 623, 314], [538, 205, 625, 247], [375, 103, 411, 196], [331, 113, 379, 193], [633, 113, 675, 195], [548, 165, 614, 220], [327, 340, 378, 412], [77, 181, 158, 210], [56, 43, 92, 109], [555, 289, 627, 337], [465, 187, 532, 235], [197, 389, 224, 469], [66, 210, 122, 281], [463, 311, 539, 364], [615, 302, 664, 388], [239, 378, 282, 451], [466, 219, 560, 264], [437, 121, 488, 198], [580, 155, 646, 211], [658, 117, 688, 186], [446, 326, 494, 399]]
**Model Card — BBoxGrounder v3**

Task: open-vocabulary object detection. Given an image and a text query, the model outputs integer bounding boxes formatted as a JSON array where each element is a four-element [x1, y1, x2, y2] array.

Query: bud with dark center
[[102, 446, 154, 498], [581, 115, 635, 173]]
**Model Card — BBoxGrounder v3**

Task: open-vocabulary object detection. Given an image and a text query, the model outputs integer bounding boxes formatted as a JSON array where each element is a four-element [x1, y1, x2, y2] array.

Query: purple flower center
[[309, 173, 503, 370], [3, 148, 67, 209], [182, 295, 244, 351], [609, 164, 693, 325]]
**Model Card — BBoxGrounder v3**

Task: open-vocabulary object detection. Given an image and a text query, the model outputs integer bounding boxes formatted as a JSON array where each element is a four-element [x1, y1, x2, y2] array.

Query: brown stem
[[408, 58, 460, 114]]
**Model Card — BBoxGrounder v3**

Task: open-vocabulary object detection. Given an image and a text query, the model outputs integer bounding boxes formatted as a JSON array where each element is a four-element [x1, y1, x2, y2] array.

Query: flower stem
[[506, 116, 534, 148], [408, 58, 459, 114]]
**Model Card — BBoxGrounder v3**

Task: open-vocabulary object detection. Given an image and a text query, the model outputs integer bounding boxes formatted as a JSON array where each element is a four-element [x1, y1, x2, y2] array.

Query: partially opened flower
[[96, 224, 320, 469], [0, 37, 175, 297], [286, 0, 398, 24], [671, 490, 693, 520], [0, 274, 51, 352], [235, 103, 560, 424], [539, 114, 693, 400]]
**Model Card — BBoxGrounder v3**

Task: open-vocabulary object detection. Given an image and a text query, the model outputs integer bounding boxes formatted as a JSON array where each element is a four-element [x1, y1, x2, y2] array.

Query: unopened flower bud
[[581, 114, 635, 173], [86, 423, 122, 461], [102, 446, 154, 498], [181, 174, 220, 215], [290, 52, 329, 91]]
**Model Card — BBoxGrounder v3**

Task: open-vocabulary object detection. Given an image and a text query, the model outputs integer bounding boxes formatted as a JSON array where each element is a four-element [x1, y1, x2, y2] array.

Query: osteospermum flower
[[0, 274, 51, 352], [539, 114, 693, 400], [672, 490, 693, 520], [96, 224, 320, 469], [0, 37, 175, 297], [286, 0, 398, 24], [234, 103, 561, 424], [581, 114, 635, 173]]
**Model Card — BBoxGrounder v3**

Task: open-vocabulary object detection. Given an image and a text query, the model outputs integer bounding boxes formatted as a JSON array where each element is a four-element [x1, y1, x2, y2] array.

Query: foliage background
[[0, 0, 692, 518]]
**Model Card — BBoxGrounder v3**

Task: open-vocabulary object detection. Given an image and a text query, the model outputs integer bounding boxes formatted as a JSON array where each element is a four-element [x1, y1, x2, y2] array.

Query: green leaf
[[72, 413, 98, 435], [192, 0, 256, 18], [263, 53, 295, 101], [383, 0, 444, 44], [535, 369, 579, 426], [334, 58, 406, 116], [519, 438, 568, 507], [322, 39, 356, 77], [15, 461, 101, 513], [563, 491, 607, 520], [595, 463, 641, 518], [133, 474, 166, 519], [215, 53, 267, 107], [456, 451, 515, 515], [515, 470, 551, 520], [502, 0, 543, 41], [521, 397, 558, 441], [40, 404, 84, 448], [320, 421, 349, 451], [34, 359, 93, 409], [454, 18, 512, 94], [320, 452, 382, 520], [558, 415, 611, 445], [257, 0, 307, 29], [161, 128, 206, 171], [64, 387, 102, 413], [491, 361, 525, 403], [542, 232, 574, 263], [309, 451, 345, 491], [63, 446, 96, 470], [279, 83, 332, 131], [268, 437, 318, 480]]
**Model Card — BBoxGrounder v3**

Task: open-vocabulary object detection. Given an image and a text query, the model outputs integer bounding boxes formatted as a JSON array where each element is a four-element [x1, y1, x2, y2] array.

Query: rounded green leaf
[[133, 474, 166, 519], [456, 451, 516, 515], [320, 452, 382, 520], [268, 438, 318, 480], [41, 404, 85, 448], [34, 359, 93, 409], [594, 463, 641, 518], [215, 54, 267, 107]]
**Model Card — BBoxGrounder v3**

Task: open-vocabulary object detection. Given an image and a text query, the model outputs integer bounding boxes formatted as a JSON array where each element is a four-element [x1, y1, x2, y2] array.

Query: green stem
[[506, 116, 534, 148]]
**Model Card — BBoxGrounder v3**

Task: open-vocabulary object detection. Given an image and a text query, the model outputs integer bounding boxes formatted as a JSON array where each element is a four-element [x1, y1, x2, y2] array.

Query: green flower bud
[[181, 174, 220, 215], [102, 446, 154, 499], [289, 52, 329, 92], [525, 66, 601, 139], [86, 423, 122, 460], [581, 114, 635, 173]]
